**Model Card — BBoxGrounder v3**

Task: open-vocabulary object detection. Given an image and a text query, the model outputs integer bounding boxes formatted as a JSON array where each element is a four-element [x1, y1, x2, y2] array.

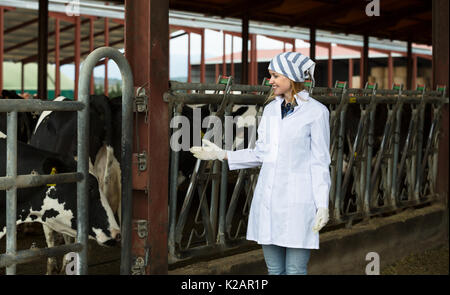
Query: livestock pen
[[1, 0, 448, 275]]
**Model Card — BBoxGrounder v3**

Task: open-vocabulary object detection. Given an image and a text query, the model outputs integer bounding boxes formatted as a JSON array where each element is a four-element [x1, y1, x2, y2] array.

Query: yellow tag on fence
[[349, 97, 357, 103], [47, 167, 57, 187]]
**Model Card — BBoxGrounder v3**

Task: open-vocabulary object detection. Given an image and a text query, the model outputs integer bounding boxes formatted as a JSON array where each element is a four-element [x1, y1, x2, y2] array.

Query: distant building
[[191, 45, 432, 90]]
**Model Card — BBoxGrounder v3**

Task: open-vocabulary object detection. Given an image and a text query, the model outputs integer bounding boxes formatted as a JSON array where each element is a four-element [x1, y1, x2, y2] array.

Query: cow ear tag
[[47, 167, 57, 187]]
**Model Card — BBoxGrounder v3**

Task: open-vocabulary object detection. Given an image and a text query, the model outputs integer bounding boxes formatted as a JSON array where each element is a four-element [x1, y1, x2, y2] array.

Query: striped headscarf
[[268, 52, 316, 86]]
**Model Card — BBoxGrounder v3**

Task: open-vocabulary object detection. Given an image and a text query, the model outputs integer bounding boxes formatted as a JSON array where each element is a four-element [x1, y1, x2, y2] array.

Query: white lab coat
[[227, 90, 331, 249]]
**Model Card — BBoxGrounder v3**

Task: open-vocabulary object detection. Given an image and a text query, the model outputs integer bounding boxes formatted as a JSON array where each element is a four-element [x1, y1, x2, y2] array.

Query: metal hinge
[[137, 151, 147, 172], [131, 256, 146, 275], [135, 219, 148, 239]]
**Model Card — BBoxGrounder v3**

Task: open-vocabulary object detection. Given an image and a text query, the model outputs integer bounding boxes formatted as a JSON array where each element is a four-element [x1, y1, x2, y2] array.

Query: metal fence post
[[6, 111, 18, 275], [77, 46, 134, 275]]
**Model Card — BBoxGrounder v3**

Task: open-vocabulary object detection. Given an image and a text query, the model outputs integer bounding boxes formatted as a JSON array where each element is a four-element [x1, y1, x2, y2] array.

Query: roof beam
[[5, 18, 90, 53], [20, 23, 123, 64], [223, 30, 242, 38], [389, 22, 432, 42], [49, 11, 76, 23], [170, 25, 203, 35], [221, 0, 285, 18], [169, 0, 224, 17], [60, 38, 124, 66], [289, 0, 364, 26], [4, 17, 39, 34]]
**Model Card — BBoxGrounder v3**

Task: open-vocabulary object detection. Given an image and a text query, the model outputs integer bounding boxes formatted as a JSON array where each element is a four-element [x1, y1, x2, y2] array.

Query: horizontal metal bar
[[164, 92, 268, 105], [169, 81, 271, 93], [0, 172, 83, 191], [0, 243, 83, 268], [0, 100, 84, 113], [165, 92, 448, 106], [346, 96, 448, 104]]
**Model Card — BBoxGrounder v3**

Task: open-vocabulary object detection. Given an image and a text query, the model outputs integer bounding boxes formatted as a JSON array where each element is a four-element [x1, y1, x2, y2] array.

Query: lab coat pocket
[[288, 172, 314, 204]]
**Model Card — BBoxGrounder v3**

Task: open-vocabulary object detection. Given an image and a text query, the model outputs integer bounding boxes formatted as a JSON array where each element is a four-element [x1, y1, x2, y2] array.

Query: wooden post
[[388, 52, 393, 88], [432, 0, 449, 204], [407, 40, 412, 89], [362, 34, 369, 88], [188, 32, 191, 83], [38, 0, 48, 100], [200, 29, 205, 83], [222, 32, 226, 76], [74, 16, 80, 100], [328, 43, 333, 88], [412, 54, 417, 89], [0, 8, 4, 94], [241, 15, 249, 84], [90, 18, 95, 94], [348, 58, 353, 88], [231, 35, 235, 78], [55, 19, 60, 98], [104, 18, 109, 96], [250, 34, 257, 85], [310, 27, 316, 61], [125, 0, 169, 274]]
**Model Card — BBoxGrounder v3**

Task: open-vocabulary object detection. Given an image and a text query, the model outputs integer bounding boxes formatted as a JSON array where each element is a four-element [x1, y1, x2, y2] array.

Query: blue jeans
[[262, 244, 311, 275]]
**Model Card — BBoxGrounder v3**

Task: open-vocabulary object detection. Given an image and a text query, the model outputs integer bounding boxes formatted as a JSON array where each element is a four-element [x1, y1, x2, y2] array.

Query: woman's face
[[268, 70, 292, 97]]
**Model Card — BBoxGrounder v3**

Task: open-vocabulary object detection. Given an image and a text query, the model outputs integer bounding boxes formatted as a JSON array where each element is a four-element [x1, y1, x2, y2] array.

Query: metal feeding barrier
[[0, 47, 134, 275], [164, 78, 448, 264]]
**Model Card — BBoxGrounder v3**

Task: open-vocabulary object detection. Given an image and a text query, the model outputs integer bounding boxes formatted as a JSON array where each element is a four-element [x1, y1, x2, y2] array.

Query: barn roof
[[0, 0, 432, 65], [116, 0, 432, 45]]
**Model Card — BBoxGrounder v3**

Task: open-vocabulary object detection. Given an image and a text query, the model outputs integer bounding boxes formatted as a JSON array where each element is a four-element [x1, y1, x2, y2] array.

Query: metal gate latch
[[134, 87, 148, 113]]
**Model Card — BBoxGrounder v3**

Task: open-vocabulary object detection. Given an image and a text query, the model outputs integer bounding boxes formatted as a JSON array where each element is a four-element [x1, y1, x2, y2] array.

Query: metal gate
[[165, 78, 448, 265], [0, 47, 134, 275]]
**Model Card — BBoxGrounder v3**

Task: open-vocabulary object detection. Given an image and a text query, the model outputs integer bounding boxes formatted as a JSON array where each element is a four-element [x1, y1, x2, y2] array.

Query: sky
[[61, 30, 309, 81]]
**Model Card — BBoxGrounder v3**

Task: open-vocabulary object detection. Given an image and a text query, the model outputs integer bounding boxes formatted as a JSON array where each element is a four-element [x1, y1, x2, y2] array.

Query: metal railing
[[0, 46, 134, 275], [0, 94, 87, 275], [164, 79, 448, 264], [77, 47, 134, 275]]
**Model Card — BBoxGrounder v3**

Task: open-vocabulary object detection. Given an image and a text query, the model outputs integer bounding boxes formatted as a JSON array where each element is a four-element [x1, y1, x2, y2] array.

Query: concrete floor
[[1, 202, 448, 275]]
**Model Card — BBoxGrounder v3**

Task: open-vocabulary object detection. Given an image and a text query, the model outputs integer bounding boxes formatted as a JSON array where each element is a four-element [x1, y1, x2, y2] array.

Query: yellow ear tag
[[349, 97, 357, 103], [200, 130, 205, 139], [47, 167, 57, 187]]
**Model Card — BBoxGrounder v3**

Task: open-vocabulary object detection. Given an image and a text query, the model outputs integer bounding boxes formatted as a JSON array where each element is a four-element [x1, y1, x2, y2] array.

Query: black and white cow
[[30, 95, 113, 163], [29, 95, 122, 274], [0, 137, 121, 248], [0, 90, 40, 144]]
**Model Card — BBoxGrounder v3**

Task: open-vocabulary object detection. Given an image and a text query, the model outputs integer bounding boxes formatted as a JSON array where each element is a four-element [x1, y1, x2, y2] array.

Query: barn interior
[[0, 0, 448, 275]]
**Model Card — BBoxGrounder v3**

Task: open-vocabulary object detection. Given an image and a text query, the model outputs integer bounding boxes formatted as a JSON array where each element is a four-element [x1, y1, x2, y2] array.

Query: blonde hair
[[264, 80, 306, 106]]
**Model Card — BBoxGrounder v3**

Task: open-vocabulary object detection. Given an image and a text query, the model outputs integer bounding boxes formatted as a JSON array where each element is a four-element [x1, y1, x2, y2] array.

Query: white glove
[[190, 139, 226, 162], [312, 207, 329, 233]]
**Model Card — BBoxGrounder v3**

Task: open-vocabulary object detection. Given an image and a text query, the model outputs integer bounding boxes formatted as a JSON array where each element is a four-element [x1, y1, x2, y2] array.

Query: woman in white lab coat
[[190, 52, 331, 275]]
